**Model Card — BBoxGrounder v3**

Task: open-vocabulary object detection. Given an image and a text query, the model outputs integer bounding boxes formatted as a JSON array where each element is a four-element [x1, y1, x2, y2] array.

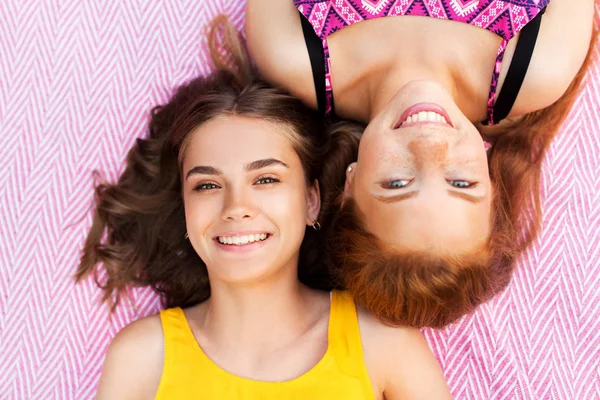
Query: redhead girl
[[246, 0, 598, 327], [77, 20, 451, 399]]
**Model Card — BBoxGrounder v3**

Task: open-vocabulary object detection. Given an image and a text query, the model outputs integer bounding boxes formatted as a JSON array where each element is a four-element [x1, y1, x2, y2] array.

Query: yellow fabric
[[155, 290, 375, 399]]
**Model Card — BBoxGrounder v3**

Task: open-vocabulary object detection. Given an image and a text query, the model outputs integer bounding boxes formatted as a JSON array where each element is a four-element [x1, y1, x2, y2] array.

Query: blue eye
[[450, 180, 474, 188], [386, 179, 411, 189], [193, 182, 220, 191], [255, 177, 280, 185]]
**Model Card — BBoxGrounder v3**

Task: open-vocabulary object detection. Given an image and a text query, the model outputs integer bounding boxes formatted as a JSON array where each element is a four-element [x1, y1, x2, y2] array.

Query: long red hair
[[326, 26, 599, 329]]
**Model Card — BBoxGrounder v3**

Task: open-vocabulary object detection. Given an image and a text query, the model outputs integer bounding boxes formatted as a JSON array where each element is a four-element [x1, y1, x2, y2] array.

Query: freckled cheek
[[359, 136, 402, 167], [360, 202, 399, 233], [358, 133, 381, 159]]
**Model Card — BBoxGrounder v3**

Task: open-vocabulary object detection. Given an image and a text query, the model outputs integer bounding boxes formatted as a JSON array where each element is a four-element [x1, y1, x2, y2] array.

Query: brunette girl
[[77, 20, 451, 399]]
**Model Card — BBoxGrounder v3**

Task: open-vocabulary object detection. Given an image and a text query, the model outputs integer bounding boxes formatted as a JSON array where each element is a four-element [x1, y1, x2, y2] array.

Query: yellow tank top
[[155, 290, 375, 399]]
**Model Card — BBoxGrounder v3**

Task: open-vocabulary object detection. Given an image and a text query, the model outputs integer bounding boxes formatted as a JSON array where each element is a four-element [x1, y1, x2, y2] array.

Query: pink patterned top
[[294, 0, 551, 124]]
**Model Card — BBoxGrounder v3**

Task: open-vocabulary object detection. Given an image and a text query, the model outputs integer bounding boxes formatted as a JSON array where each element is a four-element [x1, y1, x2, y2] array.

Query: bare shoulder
[[245, 0, 317, 108], [358, 308, 452, 400], [95, 314, 164, 400], [511, 0, 596, 116]]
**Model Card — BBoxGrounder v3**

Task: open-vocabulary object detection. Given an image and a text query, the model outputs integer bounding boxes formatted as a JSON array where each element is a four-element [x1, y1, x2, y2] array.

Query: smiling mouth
[[215, 233, 271, 246], [394, 103, 453, 129]]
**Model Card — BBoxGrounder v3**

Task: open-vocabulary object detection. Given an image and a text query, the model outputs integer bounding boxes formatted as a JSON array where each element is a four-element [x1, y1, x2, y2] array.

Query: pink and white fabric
[[0, 1, 598, 399]]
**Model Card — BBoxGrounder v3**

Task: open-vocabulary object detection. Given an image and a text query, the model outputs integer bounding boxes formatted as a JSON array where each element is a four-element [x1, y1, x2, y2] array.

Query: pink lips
[[394, 103, 453, 129]]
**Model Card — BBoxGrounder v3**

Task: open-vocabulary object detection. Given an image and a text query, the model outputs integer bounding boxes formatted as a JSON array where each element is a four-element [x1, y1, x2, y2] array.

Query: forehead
[[184, 116, 295, 163], [356, 193, 491, 252]]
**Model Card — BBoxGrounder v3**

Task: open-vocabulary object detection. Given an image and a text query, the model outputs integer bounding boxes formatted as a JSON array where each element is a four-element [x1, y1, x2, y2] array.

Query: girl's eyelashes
[[192, 175, 281, 191], [380, 179, 478, 189], [193, 182, 221, 191], [384, 179, 412, 189], [448, 180, 477, 188], [255, 175, 281, 185]]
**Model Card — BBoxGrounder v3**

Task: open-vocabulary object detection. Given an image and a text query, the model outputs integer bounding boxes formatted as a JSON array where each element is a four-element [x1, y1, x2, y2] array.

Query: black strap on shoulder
[[492, 6, 546, 123], [299, 12, 327, 116]]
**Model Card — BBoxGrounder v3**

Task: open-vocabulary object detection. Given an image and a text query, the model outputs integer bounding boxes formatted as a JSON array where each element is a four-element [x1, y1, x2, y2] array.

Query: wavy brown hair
[[76, 16, 357, 310], [327, 26, 599, 329]]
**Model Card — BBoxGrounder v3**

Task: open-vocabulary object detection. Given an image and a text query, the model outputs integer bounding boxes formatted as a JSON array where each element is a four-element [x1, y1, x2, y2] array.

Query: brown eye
[[255, 177, 280, 185], [193, 182, 220, 191]]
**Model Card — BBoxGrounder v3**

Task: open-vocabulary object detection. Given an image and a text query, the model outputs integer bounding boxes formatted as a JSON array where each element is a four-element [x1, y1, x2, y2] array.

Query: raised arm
[[509, 0, 596, 117], [245, 0, 318, 108]]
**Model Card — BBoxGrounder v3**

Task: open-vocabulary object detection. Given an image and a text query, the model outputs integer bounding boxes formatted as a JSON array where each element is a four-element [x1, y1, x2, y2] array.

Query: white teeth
[[402, 111, 448, 126], [217, 234, 269, 246]]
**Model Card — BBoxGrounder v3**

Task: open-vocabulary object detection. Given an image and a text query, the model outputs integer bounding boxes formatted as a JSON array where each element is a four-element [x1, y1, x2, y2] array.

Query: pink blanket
[[0, 1, 598, 399]]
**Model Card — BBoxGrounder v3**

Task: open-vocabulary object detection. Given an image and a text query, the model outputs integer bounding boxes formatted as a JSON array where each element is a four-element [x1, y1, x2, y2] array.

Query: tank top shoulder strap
[[298, 11, 336, 117], [155, 307, 207, 399], [327, 290, 372, 385], [485, 6, 547, 125], [159, 307, 192, 350]]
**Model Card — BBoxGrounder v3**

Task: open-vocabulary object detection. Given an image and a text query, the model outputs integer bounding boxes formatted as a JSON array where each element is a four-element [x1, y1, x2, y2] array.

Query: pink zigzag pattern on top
[[296, 0, 549, 40], [295, 0, 548, 120], [0, 1, 599, 399]]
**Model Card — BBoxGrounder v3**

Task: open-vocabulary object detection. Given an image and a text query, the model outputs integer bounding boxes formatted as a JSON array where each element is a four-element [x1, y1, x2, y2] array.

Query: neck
[[338, 51, 489, 123], [199, 259, 323, 355], [367, 64, 460, 121]]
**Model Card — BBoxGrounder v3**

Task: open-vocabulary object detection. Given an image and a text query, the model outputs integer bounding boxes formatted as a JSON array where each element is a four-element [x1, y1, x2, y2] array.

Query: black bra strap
[[492, 6, 546, 123], [299, 12, 327, 116]]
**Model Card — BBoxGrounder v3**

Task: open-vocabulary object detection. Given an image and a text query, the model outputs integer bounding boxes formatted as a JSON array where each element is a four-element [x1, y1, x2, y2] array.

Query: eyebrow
[[372, 189, 484, 204], [245, 158, 289, 172], [446, 189, 484, 204], [372, 190, 419, 203], [185, 158, 289, 180], [185, 165, 222, 179]]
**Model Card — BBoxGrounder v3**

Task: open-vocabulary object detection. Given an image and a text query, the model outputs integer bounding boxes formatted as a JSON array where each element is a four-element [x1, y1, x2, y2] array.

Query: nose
[[221, 185, 256, 221], [407, 133, 448, 166]]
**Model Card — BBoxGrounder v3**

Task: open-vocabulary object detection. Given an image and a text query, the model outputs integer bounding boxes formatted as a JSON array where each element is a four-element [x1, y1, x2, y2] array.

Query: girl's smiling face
[[181, 116, 320, 284], [347, 80, 493, 253]]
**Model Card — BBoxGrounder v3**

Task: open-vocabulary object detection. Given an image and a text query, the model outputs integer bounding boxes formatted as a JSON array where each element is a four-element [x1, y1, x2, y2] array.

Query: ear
[[305, 179, 321, 224], [341, 162, 357, 206]]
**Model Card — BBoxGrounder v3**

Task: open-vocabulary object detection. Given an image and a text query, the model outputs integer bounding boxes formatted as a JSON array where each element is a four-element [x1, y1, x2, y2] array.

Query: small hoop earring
[[184, 232, 189, 239], [311, 221, 321, 231]]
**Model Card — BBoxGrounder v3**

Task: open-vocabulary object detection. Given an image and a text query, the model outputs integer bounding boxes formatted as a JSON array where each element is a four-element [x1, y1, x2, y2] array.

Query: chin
[[214, 262, 281, 285]]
